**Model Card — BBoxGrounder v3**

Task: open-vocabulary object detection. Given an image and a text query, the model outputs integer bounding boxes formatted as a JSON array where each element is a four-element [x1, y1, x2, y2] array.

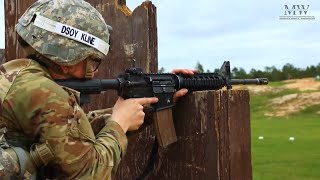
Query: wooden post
[[83, 0, 158, 109], [137, 90, 252, 180], [4, 0, 35, 61]]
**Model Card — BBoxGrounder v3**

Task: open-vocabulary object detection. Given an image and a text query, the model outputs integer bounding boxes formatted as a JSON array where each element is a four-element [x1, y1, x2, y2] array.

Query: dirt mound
[[238, 78, 320, 117], [283, 78, 320, 91], [236, 78, 320, 95], [233, 78, 320, 117], [265, 92, 320, 117], [233, 85, 275, 94]]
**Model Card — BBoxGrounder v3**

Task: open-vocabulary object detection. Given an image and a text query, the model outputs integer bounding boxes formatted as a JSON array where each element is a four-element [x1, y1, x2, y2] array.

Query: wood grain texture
[[4, 0, 35, 61], [139, 90, 252, 180]]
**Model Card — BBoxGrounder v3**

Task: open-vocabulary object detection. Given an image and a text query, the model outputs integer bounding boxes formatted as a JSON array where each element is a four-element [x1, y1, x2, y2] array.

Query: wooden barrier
[[115, 90, 252, 180], [4, 0, 252, 179]]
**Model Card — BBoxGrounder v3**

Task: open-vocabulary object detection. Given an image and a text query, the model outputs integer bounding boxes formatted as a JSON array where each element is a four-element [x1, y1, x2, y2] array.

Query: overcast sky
[[0, 0, 4, 50], [1, 0, 320, 72]]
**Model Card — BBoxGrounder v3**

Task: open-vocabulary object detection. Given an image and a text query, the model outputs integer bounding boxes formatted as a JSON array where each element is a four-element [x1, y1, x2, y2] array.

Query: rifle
[[56, 61, 268, 147]]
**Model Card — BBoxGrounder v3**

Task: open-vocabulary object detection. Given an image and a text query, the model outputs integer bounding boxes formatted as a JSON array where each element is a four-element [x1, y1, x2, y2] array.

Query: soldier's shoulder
[[7, 61, 70, 102]]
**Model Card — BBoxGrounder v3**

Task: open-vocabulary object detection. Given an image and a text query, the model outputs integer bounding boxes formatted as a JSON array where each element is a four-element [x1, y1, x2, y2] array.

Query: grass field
[[250, 87, 320, 180]]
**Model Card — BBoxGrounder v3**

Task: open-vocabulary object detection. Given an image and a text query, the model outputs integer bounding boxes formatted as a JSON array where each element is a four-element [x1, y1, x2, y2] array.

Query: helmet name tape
[[33, 13, 109, 55]]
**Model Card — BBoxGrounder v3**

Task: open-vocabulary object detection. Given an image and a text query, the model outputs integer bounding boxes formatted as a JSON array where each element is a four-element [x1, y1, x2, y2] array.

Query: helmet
[[15, 0, 110, 66]]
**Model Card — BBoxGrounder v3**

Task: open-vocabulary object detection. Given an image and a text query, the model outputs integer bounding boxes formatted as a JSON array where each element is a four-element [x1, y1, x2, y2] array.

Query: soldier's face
[[60, 59, 99, 79], [60, 60, 88, 78]]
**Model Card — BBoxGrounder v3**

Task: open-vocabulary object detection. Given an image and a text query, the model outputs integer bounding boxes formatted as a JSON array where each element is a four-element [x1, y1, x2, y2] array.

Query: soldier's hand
[[111, 97, 158, 132], [171, 69, 197, 103]]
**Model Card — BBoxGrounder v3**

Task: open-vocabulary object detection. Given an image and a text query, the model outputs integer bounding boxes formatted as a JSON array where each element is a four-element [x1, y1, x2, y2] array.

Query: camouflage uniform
[[0, 58, 127, 179], [0, 0, 128, 179]]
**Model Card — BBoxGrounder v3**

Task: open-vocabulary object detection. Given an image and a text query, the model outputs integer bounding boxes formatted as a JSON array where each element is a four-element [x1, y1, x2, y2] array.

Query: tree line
[[159, 61, 320, 81]]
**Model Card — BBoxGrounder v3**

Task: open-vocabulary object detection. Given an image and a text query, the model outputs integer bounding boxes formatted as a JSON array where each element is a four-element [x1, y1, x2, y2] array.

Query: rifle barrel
[[100, 79, 120, 90], [231, 78, 268, 85], [56, 79, 120, 93]]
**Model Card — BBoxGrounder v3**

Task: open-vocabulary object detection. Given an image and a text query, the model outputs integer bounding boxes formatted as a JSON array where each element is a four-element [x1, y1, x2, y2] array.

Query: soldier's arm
[[6, 77, 127, 179], [87, 108, 113, 134]]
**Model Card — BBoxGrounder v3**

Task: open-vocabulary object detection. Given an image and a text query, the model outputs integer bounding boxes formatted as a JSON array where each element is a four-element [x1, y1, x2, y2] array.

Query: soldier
[[0, 0, 193, 179]]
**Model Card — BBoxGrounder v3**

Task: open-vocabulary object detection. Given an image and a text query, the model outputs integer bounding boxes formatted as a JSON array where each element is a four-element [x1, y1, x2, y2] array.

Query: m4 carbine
[[56, 61, 267, 108], [56, 61, 268, 147]]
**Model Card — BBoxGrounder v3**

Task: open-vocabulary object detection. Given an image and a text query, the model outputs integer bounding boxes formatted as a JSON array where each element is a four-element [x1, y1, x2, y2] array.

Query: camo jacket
[[0, 59, 127, 179]]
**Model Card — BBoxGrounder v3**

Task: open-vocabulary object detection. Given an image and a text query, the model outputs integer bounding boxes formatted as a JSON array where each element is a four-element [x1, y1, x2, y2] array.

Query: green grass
[[250, 89, 320, 180], [268, 80, 297, 87], [268, 81, 287, 87]]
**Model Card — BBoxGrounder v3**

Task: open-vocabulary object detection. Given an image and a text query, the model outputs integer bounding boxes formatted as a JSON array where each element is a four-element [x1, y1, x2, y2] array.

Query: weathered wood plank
[[141, 90, 218, 180], [217, 91, 230, 180], [86, 1, 159, 179], [140, 90, 251, 180], [86, 0, 157, 109], [227, 90, 252, 180], [4, 0, 35, 61]]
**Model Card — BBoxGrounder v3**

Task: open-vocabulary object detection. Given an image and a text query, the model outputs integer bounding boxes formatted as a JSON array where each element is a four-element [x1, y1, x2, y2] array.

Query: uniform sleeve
[[6, 74, 127, 179], [87, 108, 113, 134]]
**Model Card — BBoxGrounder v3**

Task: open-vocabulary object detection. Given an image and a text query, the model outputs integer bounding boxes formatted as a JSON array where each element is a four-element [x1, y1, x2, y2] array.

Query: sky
[[0, 0, 4, 49], [1, 0, 320, 72]]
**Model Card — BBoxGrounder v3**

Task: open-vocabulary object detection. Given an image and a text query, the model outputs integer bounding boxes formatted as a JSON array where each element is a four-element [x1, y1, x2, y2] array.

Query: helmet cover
[[16, 0, 110, 66]]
